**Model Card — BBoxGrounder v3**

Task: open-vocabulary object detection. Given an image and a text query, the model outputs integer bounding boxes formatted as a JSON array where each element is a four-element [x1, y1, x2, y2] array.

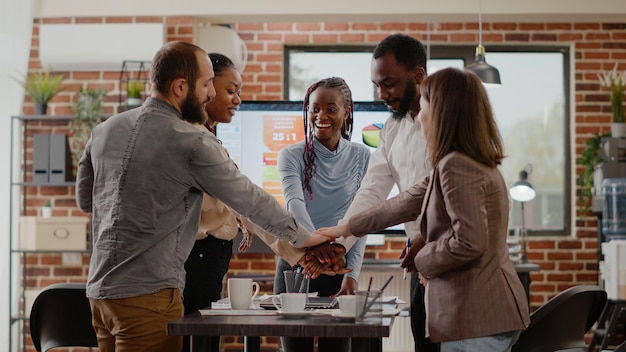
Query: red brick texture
[[17, 16, 626, 350]]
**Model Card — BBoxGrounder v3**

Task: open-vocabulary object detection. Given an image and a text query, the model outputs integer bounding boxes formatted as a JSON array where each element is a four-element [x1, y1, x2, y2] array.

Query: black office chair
[[588, 299, 626, 351], [29, 283, 98, 352], [512, 284, 607, 352]]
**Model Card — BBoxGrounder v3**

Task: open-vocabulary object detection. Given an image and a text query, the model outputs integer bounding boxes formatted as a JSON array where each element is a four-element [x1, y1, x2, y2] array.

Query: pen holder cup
[[355, 290, 383, 324], [283, 270, 310, 294]]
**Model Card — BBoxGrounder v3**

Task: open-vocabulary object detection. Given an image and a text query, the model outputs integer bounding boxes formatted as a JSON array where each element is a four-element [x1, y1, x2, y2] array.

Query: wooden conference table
[[167, 310, 393, 352]]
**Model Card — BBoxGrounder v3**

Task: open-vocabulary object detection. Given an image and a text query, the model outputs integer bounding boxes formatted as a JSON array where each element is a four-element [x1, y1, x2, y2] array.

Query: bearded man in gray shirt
[[76, 41, 322, 352]]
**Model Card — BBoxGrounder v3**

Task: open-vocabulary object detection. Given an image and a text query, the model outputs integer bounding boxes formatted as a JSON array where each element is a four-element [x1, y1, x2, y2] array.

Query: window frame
[[284, 44, 572, 237]]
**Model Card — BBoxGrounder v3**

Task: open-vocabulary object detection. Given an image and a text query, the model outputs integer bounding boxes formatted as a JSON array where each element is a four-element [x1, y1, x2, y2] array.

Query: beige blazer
[[197, 194, 239, 240], [350, 152, 529, 342]]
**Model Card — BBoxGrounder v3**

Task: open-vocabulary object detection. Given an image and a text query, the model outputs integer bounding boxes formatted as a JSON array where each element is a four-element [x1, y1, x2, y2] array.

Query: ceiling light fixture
[[465, 0, 501, 86]]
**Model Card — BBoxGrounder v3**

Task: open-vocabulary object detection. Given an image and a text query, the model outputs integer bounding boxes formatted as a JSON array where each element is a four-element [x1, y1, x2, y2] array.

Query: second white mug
[[337, 295, 357, 317], [228, 278, 260, 310], [272, 292, 307, 313]]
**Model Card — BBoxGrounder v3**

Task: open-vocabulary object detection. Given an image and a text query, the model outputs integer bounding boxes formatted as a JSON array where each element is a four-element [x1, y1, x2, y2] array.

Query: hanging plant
[[578, 132, 610, 214], [69, 87, 107, 169]]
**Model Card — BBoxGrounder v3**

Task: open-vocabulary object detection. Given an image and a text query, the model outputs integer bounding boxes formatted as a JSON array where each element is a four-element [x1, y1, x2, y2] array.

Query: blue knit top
[[278, 137, 371, 280]]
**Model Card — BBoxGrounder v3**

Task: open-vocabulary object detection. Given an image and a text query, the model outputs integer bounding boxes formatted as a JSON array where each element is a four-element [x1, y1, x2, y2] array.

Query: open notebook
[[259, 296, 338, 310]]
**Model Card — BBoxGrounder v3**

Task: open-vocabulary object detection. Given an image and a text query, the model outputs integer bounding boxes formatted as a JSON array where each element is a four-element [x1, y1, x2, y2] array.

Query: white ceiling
[[33, 0, 626, 23]]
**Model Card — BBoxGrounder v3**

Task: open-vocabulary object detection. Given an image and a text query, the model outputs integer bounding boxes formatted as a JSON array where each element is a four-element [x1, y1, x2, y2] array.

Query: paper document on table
[[199, 309, 277, 316], [211, 297, 231, 310], [211, 294, 272, 310], [382, 296, 406, 304]]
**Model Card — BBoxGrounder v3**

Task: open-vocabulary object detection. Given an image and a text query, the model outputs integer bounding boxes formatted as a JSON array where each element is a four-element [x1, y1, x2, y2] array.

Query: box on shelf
[[19, 216, 89, 251]]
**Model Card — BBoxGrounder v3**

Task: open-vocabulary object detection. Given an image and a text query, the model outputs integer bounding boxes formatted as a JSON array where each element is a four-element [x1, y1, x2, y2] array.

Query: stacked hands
[[297, 242, 351, 279], [302, 223, 427, 284]]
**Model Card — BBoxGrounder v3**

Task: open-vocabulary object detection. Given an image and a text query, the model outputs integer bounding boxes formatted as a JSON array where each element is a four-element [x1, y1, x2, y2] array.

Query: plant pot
[[34, 103, 48, 115], [41, 206, 52, 218], [611, 122, 626, 138], [126, 98, 142, 107]]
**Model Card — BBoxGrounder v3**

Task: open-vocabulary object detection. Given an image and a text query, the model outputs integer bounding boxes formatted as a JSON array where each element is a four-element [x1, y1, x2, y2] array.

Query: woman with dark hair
[[182, 53, 251, 352], [315, 68, 530, 352], [274, 77, 370, 352]]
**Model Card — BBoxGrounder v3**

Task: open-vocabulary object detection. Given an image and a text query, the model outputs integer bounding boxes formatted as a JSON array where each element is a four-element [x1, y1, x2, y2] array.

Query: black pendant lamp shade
[[466, 44, 501, 85]]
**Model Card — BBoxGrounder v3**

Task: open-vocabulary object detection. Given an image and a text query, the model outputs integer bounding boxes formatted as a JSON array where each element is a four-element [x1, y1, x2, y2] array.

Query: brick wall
[[16, 16, 626, 351]]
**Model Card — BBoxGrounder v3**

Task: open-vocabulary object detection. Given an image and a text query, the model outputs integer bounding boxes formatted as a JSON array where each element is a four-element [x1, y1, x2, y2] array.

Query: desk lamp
[[509, 165, 536, 263]]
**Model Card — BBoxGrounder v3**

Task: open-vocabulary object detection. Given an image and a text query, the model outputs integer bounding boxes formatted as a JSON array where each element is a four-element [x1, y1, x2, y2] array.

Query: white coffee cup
[[272, 293, 307, 313], [337, 295, 357, 317], [228, 278, 260, 310]]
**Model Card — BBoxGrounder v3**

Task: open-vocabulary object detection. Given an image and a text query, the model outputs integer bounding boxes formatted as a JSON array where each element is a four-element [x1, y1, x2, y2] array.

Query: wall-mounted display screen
[[217, 101, 404, 234]]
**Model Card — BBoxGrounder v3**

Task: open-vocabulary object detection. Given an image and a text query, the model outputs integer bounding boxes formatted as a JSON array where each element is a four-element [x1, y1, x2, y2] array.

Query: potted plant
[[41, 200, 52, 218], [69, 87, 107, 169], [597, 64, 626, 137], [578, 132, 610, 214], [20, 68, 65, 115], [126, 80, 144, 107]]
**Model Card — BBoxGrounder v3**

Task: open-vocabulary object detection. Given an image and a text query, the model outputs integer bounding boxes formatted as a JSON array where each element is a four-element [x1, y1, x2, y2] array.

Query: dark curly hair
[[373, 33, 427, 72]]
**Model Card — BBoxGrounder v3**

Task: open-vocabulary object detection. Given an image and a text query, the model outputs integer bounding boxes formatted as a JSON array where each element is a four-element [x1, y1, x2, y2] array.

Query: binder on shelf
[[33, 134, 50, 184], [49, 134, 73, 183]]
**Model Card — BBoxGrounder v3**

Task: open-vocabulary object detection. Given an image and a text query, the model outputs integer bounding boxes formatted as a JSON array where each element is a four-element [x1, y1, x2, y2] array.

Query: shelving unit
[[9, 115, 90, 352]]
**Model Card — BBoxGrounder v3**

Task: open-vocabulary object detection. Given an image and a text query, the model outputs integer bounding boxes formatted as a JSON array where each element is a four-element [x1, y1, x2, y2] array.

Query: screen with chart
[[216, 101, 404, 234]]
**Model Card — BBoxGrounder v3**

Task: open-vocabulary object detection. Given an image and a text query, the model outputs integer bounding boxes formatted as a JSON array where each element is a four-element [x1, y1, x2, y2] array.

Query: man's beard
[[180, 87, 207, 124], [391, 80, 417, 120]]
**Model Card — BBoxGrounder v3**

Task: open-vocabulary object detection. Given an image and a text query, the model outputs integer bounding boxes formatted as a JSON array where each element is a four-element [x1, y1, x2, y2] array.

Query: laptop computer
[[259, 296, 338, 310]]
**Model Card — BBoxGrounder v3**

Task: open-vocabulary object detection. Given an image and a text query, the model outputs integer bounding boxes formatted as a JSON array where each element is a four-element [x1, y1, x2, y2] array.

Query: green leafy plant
[[20, 68, 65, 104], [597, 64, 626, 123], [127, 80, 144, 99], [69, 87, 107, 169], [578, 132, 610, 214]]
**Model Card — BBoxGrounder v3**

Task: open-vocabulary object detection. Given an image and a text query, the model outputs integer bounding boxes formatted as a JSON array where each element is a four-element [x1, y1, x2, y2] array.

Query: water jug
[[602, 178, 626, 238]]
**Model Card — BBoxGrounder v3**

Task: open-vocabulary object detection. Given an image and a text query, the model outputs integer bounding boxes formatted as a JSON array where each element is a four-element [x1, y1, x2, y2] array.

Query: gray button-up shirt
[[76, 98, 309, 299]]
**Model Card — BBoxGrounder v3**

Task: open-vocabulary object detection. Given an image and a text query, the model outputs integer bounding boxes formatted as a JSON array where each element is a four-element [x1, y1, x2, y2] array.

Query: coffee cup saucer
[[277, 310, 313, 319]]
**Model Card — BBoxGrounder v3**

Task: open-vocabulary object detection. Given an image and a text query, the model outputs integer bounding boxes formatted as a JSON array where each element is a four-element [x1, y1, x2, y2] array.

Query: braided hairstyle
[[302, 77, 354, 200], [209, 52, 236, 75]]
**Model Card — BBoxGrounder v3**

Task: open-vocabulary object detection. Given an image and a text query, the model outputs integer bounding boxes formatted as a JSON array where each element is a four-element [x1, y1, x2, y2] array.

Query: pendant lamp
[[465, 0, 501, 86]]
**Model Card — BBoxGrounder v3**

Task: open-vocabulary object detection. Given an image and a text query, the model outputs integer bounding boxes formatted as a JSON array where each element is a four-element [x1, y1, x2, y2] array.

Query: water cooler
[[600, 177, 626, 299], [602, 240, 626, 299], [592, 138, 626, 213], [597, 138, 626, 298]]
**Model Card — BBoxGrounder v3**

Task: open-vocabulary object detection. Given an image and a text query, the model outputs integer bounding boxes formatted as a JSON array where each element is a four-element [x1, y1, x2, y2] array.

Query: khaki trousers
[[90, 288, 183, 352]]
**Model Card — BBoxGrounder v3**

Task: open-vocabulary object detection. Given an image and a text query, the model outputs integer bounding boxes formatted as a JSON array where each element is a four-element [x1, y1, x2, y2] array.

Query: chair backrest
[[512, 284, 607, 352], [29, 283, 98, 352]]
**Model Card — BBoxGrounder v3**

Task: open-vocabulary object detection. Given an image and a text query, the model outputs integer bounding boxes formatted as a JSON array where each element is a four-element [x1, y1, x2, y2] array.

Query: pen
[[403, 238, 411, 280]]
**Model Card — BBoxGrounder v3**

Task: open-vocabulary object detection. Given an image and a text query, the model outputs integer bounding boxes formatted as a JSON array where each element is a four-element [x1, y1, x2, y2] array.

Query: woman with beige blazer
[[315, 67, 530, 352]]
